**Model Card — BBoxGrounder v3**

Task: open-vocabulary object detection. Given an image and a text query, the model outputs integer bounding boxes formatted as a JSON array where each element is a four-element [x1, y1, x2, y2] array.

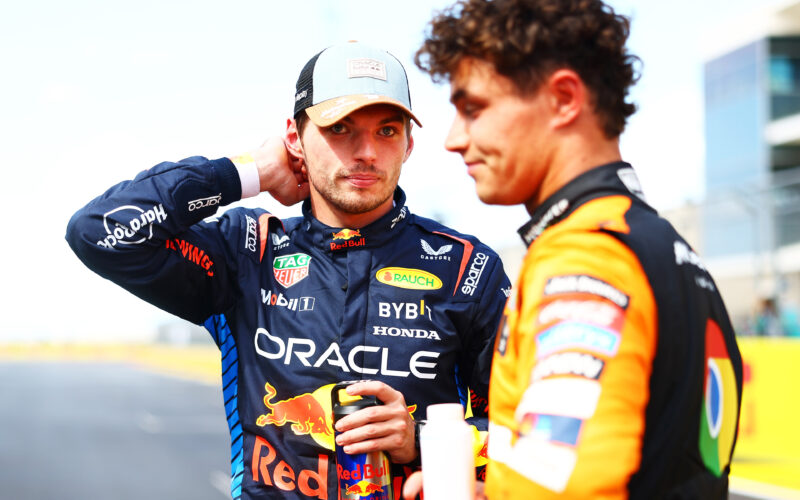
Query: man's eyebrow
[[450, 88, 466, 105], [333, 114, 404, 126], [379, 113, 405, 125]]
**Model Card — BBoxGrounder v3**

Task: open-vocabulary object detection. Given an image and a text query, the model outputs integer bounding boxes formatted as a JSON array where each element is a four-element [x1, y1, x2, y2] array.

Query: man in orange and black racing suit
[[411, 0, 744, 498]]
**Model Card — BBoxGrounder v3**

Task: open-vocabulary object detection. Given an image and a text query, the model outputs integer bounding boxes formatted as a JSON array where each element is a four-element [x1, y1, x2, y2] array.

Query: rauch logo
[[375, 267, 442, 290]]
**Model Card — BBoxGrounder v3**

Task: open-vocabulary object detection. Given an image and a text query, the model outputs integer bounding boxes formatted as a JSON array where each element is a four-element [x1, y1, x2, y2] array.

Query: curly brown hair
[[415, 0, 640, 138]]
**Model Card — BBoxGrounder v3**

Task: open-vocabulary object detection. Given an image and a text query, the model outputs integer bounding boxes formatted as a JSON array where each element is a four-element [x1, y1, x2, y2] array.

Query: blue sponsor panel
[[521, 413, 584, 447], [536, 322, 620, 358]]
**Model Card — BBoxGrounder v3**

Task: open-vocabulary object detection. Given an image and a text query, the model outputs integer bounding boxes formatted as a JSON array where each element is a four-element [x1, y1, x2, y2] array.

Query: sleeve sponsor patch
[[509, 434, 577, 493], [532, 352, 605, 381], [488, 422, 577, 494], [536, 322, 620, 358], [515, 378, 601, 420], [165, 238, 215, 277], [519, 413, 584, 447], [537, 297, 624, 330], [495, 314, 510, 356], [460, 252, 489, 296], [543, 274, 629, 309], [489, 422, 578, 492]]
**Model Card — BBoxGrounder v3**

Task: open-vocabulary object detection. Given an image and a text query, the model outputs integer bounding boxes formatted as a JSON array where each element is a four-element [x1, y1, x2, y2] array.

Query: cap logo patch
[[347, 58, 387, 80]]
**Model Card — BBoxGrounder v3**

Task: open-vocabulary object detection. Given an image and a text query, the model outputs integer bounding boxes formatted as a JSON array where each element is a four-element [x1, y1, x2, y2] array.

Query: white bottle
[[419, 403, 475, 500]]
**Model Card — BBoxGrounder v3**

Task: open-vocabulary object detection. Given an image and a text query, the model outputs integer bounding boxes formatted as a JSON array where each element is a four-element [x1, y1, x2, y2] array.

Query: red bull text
[[336, 454, 391, 500]]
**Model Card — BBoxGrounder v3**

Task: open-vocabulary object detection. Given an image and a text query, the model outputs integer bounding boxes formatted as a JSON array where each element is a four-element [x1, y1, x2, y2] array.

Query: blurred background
[[1, 0, 799, 498]]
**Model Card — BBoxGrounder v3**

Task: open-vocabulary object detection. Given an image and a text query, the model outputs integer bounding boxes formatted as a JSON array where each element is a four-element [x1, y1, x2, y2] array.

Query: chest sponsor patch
[[536, 322, 620, 358], [420, 239, 452, 261], [330, 229, 366, 251], [543, 274, 629, 309], [271, 233, 289, 251], [376, 267, 442, 290], [261, 289, 315, 311], [371, 325, 441, 340], [377, 301, 432, 321], [273, 253, 311, 288]]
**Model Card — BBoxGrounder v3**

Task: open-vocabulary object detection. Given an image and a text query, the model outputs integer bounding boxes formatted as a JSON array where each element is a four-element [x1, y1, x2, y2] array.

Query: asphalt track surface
[[0, 361, 231, 500], [0, 359, 784, 500]]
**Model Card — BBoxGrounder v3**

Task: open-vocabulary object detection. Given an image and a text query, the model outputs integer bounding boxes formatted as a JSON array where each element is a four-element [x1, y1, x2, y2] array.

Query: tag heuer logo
[[376, 267, 442, 290], [273, 253, 311, 288]]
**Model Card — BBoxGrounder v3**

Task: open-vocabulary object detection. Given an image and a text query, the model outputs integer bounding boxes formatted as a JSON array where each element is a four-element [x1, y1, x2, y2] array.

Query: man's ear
[[403, 132, 414, 163], [285, 117, 304, 159], [546, 69, 585, 130]]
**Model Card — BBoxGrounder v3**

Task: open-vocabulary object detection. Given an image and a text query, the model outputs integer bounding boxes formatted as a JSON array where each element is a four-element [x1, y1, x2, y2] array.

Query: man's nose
[[353, 132, 378, 164], [444, 114, 469, 154]]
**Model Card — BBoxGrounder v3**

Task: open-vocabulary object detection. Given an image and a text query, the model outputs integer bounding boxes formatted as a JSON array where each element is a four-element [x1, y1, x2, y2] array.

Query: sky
[[0, 0, 786, 341]]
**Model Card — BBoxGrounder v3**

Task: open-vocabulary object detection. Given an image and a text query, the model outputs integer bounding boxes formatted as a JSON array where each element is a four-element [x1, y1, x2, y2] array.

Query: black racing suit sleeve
[[461, 253, 511, 431], [65, 156, 245, 325]]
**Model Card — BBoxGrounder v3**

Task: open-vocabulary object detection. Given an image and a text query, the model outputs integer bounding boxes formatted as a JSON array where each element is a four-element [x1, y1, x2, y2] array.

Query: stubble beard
[[310, 166, 395, 215]]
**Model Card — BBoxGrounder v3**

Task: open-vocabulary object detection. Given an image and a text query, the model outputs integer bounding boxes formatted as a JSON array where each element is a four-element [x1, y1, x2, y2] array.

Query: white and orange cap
[[293, 41, 422, 128]]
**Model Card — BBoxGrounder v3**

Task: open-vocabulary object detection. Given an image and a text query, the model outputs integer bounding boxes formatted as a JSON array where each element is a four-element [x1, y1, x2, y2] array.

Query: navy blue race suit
[[65, 156, 510, 500]]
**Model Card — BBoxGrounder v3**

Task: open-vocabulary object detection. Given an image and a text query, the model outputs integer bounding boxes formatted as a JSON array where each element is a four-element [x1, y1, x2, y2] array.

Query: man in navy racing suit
[[65, 41, 510, 500]]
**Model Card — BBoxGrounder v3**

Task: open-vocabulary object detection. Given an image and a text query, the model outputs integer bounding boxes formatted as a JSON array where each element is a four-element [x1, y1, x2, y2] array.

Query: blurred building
[[693, 0, 800, 332]]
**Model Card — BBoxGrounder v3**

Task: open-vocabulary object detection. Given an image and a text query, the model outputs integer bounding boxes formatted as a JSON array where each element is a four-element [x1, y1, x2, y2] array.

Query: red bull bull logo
[[255, 382, 417, 451], [332, 228, 362, 240], [343, 479, 387, 497], [256, 382, 332, 436], [256, 382, 336, 450]]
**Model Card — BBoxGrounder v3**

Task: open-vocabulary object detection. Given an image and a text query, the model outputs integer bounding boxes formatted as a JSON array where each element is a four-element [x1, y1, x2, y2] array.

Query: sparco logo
[[245, 215, 257, 252], [97, 203, 167, 249], [254, 328, 440, 379], [461, 252, 488, 296], [187, 193, 221, 212], [372, 326, 441, 341]]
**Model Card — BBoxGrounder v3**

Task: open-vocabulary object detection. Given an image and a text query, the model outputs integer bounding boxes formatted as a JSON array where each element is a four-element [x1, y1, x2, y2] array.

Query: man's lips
[[464, 160, 483, 177], [344, 174, 380, 188]]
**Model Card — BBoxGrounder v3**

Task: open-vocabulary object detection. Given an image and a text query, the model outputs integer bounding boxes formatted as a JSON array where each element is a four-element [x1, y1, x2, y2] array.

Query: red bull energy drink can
[[332, 381, 393, 500]]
